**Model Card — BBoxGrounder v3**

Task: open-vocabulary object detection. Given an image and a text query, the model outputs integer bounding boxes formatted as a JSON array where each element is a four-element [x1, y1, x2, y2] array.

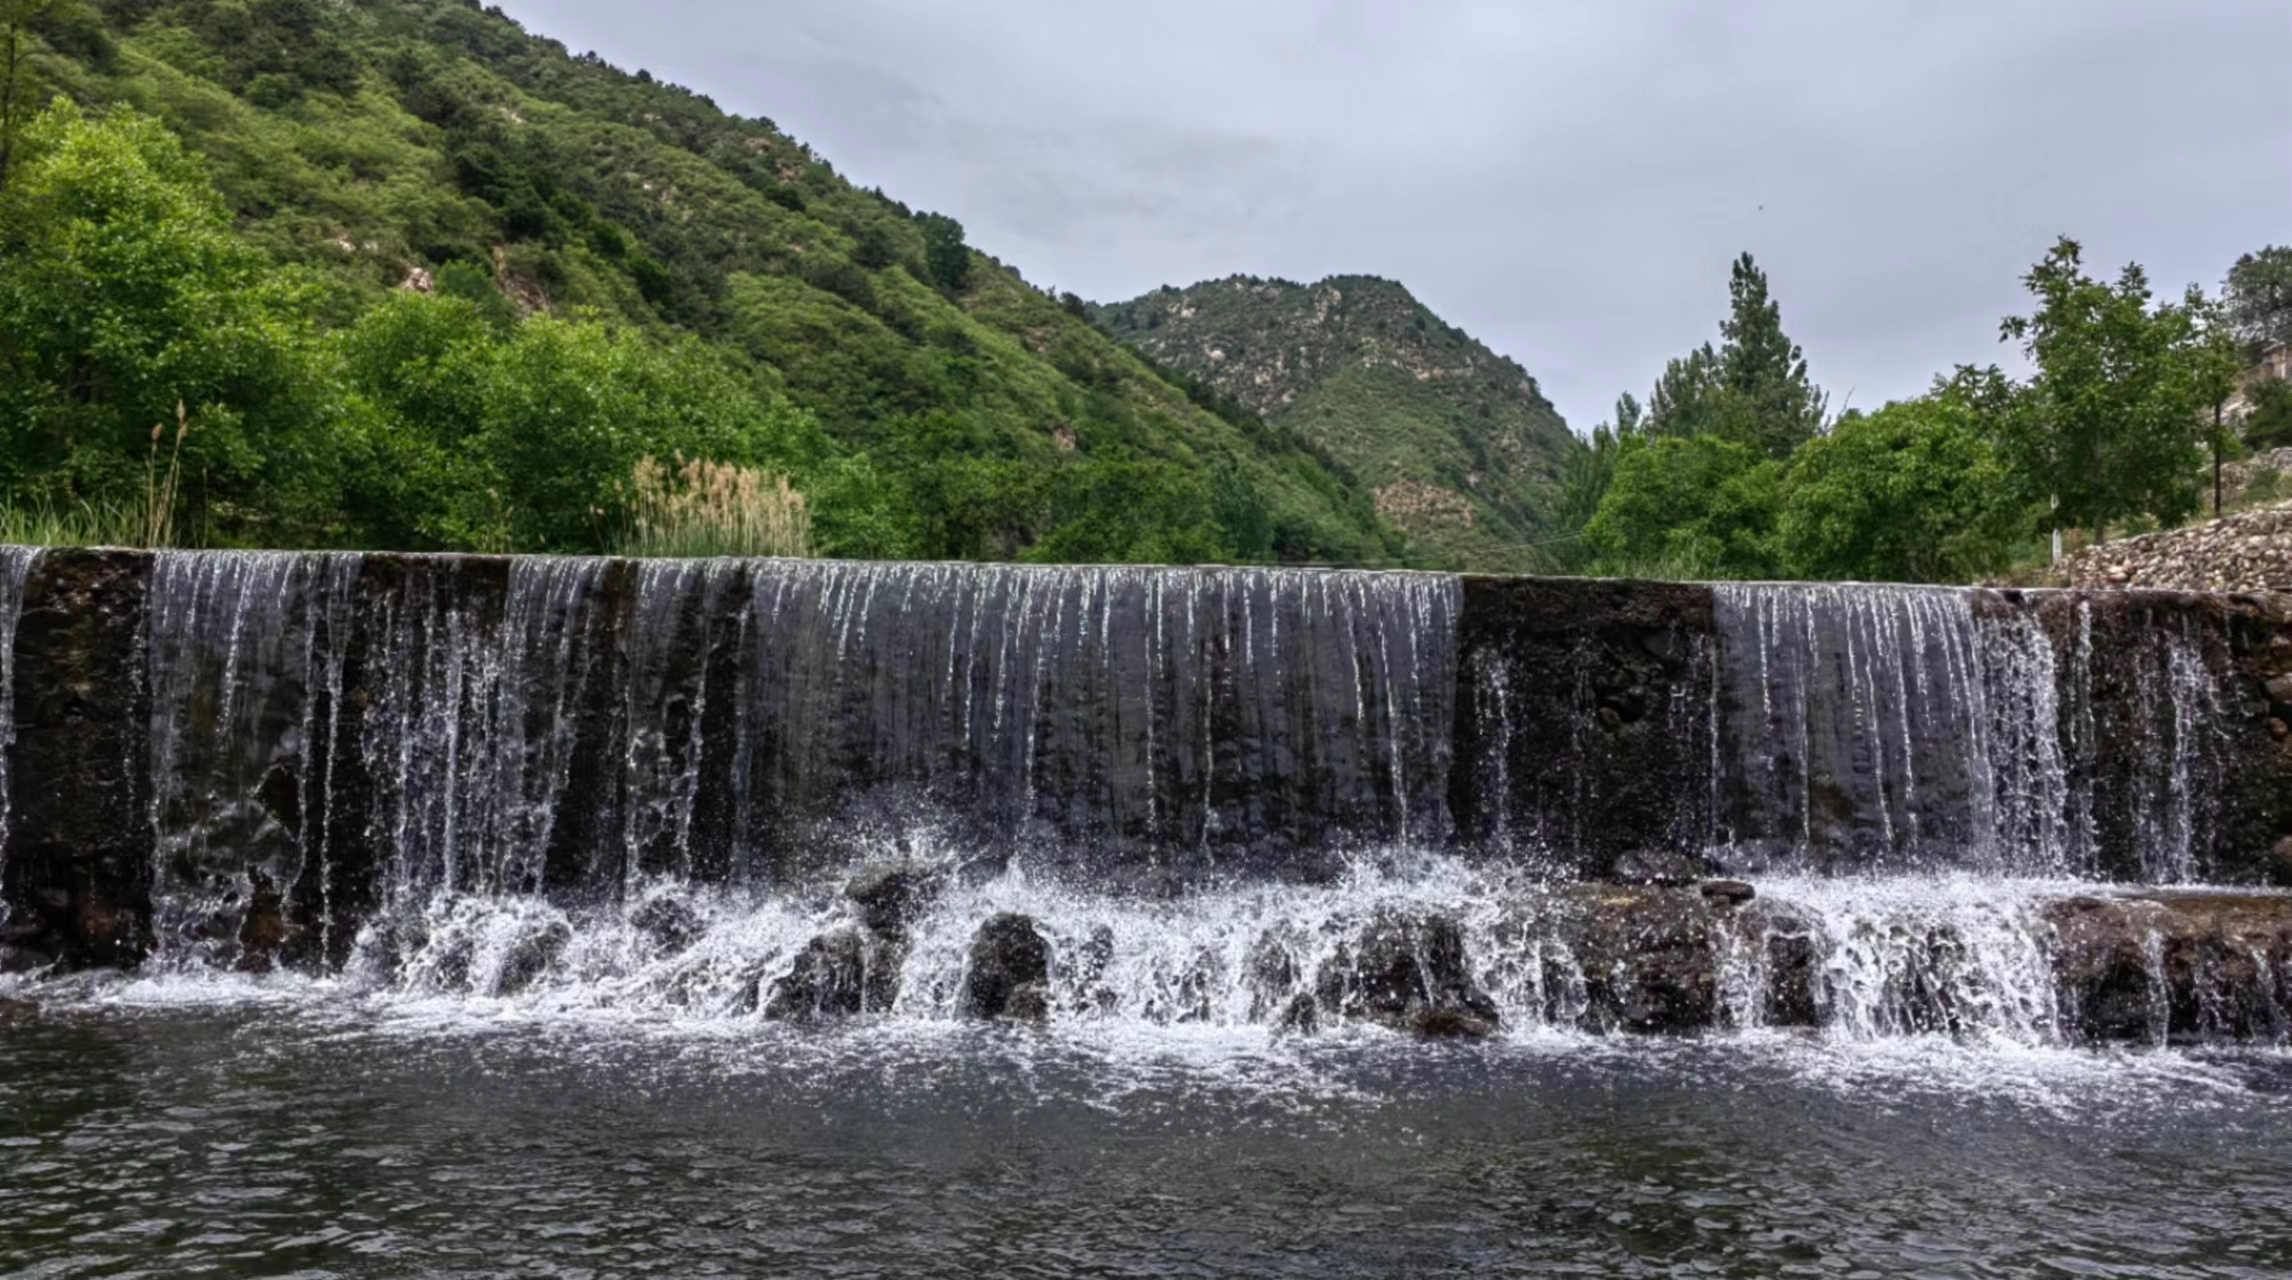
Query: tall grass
[[614, 456, 813, 559], [0, 497, 148, 548], [0, 403, 193, 549]]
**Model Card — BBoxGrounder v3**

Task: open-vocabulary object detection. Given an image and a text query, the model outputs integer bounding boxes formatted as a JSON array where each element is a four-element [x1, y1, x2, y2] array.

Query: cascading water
[[0, 544, 40, 926], [4, 546, 2280, 1052], [1707, 583, 2239, 882]]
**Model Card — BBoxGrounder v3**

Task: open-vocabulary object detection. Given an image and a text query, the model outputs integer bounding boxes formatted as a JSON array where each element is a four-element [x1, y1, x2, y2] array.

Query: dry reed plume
[[618, 456, 813, 559]]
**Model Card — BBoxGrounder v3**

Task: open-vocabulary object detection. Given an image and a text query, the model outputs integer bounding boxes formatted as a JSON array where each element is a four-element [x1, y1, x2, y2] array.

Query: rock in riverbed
[[963, 913, 1051, 1021]]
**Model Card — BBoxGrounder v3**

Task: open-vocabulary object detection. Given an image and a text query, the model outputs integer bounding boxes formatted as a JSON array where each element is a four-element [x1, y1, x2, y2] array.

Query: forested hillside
[[0, 0, 1403, 563], [1096, 276, 1578, 571]]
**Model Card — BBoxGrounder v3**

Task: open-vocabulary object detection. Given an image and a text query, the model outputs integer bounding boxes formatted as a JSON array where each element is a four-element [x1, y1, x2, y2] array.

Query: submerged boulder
[[1550, 887, 1720, 1033], [845, 861, 943, 937], [1315, 909, 1499, 1038], [962, 912, 1051, 1020], [1612, 849, 1706, 887], [234, 870, 293, 974], [493, 919, 573, 996], [629, 893, 705, 956], [763, 927, 902, 1022]]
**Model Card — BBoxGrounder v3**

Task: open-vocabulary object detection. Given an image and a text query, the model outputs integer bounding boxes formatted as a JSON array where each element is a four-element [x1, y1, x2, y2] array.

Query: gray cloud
[[501, 0, 2292, 430]]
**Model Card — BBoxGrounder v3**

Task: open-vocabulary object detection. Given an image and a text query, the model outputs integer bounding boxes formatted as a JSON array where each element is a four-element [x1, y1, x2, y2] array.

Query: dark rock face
[[1273, 991, 1320, 1036], [1452, 578, 1715, 876], [962, 913, 1051, 1020], [763, 927, 901, 1022], [845, 862, 943, 937], [1612, 849, 1705, 886], [234, 870, 291, 973], [494, 919, 573, 996], [1541, 888, 1721, 1034], [1, 551, 152, 968], [1316, 909, 1500, 1037], [2021, 589, 2292, 885], [2044, 893, 2292, 1043], [629, 893, 704, 956]]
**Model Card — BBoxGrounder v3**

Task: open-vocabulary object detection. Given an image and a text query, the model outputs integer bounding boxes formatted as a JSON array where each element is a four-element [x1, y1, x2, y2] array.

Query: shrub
[[615, 456, 813, 559]]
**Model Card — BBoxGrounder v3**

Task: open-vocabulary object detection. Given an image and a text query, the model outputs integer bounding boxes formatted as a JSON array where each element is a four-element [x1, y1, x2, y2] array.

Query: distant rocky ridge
[[1095, 276, 1580, 571]]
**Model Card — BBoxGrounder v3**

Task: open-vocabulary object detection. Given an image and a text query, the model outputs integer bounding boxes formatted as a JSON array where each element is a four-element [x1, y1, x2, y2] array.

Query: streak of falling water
[[0, 545, 41, 926]]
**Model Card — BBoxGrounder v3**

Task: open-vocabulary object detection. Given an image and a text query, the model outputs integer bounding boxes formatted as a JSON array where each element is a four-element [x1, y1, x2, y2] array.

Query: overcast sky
[[499, 1, 2290, 432]]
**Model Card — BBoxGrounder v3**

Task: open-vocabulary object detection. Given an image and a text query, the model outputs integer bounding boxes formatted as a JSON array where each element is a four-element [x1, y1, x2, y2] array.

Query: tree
[[1582, 434, 1784, 579], [1547, 394, 1640, 571], [1647, 344, 1723, 440], [1643, 253, 1826, 458], [1776, 397, 2023, 582], [1997, 238, 2203, 543], [1714, 252, 1827, 457], [338, 292, 823, 551], [2180, 286, 2246, 514], [0, 0, 57, 187], [917, 211, 970, 293], [0, 98, 337, 536], [2224, 245, 2292, 355], [2244, 377, 2292, 452]]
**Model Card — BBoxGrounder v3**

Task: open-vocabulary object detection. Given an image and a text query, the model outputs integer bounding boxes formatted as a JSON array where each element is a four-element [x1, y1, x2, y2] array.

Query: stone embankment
[[2054, 500, 2292, 593]]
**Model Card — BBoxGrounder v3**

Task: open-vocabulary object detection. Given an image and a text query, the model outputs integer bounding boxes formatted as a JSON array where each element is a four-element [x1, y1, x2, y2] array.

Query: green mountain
[[1095, 276, 1580, 570], [0, 0, 1403, 565]]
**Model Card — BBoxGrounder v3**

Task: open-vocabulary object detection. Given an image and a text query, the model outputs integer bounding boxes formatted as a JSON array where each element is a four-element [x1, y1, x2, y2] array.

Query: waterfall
[[1712, 585, 2010, 871], [0, 545, 40, 925], [133, 554, 1462, 963], [4, 545, 2283, 1048], [1708, 584, 2237, 880]]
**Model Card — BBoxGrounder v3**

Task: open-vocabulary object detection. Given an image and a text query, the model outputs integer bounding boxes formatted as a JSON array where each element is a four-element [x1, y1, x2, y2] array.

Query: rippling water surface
[[4, 986, 2291, 1279]]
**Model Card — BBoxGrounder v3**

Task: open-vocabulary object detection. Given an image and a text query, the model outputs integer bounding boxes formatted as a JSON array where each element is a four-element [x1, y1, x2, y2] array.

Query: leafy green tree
[[917, 211, 970, 293], [1645, 254, 1826, 458], [1776, 397, 2023, 582], [2224, 245, 2292, 354], [1583, 434, 1783, 579], [1027, 455, 1227, 565], [338, 292, 822, 551], [1997, 237, 2203, 542], [0, 0, 57, 186], [0, 98, 337, 537], [2181, 286, 2247, 514], [2244, 377, 2292, 451], [1547, 394, 1640, 571]]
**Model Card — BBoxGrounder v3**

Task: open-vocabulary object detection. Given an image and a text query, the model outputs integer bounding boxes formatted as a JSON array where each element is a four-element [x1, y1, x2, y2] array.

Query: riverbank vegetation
[[0, 0, 1397, 564], [1, 0, 2285, 586], [1556, 243, 2291, 583]]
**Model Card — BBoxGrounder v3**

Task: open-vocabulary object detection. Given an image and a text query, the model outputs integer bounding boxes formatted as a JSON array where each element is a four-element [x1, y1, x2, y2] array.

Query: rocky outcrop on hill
[[2055, 501, 2292, 593], [1095, 275, 1579, 570]]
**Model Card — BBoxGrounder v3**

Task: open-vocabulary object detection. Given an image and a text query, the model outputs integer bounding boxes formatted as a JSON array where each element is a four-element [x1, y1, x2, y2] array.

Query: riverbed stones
[[2043, 893, 2292, 1043], [235, 870, 292, 973], [494, 919, 572, 996], [761, 927, 896, 1022], [845, 860, 942, 936], [962, 912, 1051, 1020], [1699, 879, 1757, 906], [1315, 909, 1500, 1038], [629, 892, 704, 956]]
